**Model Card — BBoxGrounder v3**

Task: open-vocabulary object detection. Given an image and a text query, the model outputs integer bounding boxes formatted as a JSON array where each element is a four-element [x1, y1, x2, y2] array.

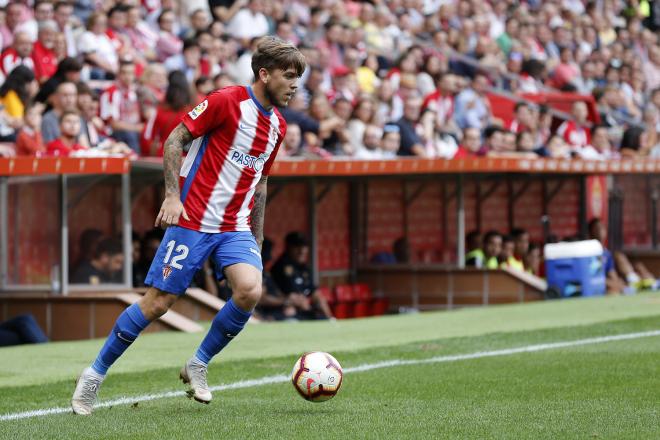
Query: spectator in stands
[[41, 81, 78, 143], [347, 96, 376, 156], [0, 314, 48, 347], [210, 0, 247, 23], [77, 12, 119, 79], [0, 31, 34, 78], [124, 5, 157, 62], [557, 101, 591, 151], [354, 124, 388, 160], [371, 237, 410, 264], [45, 110, 87, 157], [482, 230, 502, 269], [481, 126, 504, 156], [588, 218, 626, 294], [453, 73, 492, 130], [421, 72, 459, 138], [307, 93, 348, 156], [155, 9, 184, 63], [454, 126, 483, 158], [134, 229, 164, 287], [164, 38, 202, 84], [77, 83, 104, 149], [227, 0, 270, 45], [643, 44, 660, 92], [380, 124, 401, 158], [53, 1, 77, 58], [508, 102, 535, 133], [538, 134, 571, 159], [0, 3, 35, 50], [499, 234, 517, 268], [71, 237, 124, 284], [100, 59, 143, 153], [619, 126, 645, 158], [72, 229, 103, 277], [465, 230, 484, 268], [194, 76, 213, 102], [395, 92, 425, 157], [525, 243, 543, 277], [137, 63, 168, 114], [256, 238, 294, 321], [0, 65, 38, 141], [271, 232, 333, 320], [516, 130, 539, 156], [15, 103, 45, 156], [141, 70, 193, 156], [31, 21, 58, 84], [580, 125, 618, 160], [509, 228, 529, 271], [35, 57, 82, 107], [280, 122, 302, 157]]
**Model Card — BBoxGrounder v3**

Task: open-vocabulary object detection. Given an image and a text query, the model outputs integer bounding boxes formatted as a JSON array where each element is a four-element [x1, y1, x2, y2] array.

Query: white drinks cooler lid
[[544, 239, 604, 260]]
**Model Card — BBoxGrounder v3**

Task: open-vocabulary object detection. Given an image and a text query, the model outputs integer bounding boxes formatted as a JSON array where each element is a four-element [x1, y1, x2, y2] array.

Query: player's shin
[[91, 302, 151, 375], [194, 298, 251, 365]]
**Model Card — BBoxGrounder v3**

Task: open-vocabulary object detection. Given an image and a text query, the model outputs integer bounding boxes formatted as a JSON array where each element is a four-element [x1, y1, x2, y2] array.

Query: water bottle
[[51, 265, 60, 294]]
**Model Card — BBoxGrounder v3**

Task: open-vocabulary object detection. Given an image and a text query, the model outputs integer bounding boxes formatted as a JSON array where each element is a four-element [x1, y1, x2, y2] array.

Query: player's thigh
[[145, 226, 216, 295], [212, 232, 263, 281], [213, 232, 263, 299]]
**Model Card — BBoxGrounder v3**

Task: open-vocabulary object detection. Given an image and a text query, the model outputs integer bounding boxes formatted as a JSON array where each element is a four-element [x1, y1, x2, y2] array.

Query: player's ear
[[259, 68, 270, 84]]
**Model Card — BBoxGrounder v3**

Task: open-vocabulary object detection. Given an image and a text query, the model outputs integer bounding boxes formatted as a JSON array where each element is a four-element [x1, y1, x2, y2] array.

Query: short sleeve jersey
[[178, 86, 286, 233]]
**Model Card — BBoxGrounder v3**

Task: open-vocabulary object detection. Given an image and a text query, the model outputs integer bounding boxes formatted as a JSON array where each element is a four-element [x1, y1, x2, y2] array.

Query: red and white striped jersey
[[556, 120, 591, 149], [178, 86, 286, 233], [0, 47, 34, 75], [99, 84, 141, 124]]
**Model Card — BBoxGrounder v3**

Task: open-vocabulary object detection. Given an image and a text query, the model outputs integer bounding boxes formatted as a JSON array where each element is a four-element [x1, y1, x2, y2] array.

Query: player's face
[[265, 67, 299, 107]]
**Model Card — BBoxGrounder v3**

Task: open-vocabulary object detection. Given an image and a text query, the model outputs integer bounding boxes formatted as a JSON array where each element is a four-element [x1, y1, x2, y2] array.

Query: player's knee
[[232, 278, 262, 306], [141, 289, 176, 319]]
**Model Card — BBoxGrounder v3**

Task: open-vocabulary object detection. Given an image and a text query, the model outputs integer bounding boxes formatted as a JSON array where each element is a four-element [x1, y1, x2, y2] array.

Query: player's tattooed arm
[[155, 123, 193, 228], [251, 175, 268, 249], [163, 123, 193, 197]]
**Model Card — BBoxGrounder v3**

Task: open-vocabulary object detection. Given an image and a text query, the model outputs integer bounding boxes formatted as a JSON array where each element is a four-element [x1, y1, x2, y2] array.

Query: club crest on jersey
[[162, 265, 173, 279], [188, 100, 208, 120], [230, 150, 268, 172]]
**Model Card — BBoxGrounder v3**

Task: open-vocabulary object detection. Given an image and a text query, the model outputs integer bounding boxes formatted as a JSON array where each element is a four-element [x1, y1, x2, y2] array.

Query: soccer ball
[[291, 351, 343, 402]]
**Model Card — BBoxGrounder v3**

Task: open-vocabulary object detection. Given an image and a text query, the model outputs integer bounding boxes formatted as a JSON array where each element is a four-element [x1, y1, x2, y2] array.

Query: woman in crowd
[[140, 70, 193, 156], [0, 65, 38, 141]]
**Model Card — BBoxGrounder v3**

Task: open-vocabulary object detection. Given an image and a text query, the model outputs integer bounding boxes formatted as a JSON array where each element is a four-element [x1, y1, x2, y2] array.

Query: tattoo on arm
[[163, 123, 193, 197], [251, 175, 268, 248]]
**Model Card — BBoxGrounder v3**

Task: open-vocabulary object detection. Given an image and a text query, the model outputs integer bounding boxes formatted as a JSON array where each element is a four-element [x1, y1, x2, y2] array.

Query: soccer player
[[71, 36, 306, 415]]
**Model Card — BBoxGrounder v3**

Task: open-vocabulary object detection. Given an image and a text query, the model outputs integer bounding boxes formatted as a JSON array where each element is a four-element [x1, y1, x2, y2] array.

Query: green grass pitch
[[1, 294, 659, 439]]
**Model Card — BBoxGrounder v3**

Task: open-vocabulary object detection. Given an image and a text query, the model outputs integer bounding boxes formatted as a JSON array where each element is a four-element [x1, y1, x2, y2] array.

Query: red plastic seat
[[353, 283, 389, 316], [333, 284, 355, 319], [352, 284, 373, 318]]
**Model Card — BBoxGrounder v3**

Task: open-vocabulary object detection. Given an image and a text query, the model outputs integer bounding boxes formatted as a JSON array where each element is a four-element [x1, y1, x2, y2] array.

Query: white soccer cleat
[[180, 358, 212, 404], [71, 367, 105, 415]]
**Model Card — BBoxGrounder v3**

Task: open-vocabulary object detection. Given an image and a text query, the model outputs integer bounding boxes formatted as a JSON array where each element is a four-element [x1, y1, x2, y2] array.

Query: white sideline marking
[[2, 329, 659, 422]]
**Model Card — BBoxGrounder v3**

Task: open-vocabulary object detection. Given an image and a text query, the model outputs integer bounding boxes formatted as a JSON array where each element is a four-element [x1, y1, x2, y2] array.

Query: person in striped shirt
[[72, 36, 306, 415]]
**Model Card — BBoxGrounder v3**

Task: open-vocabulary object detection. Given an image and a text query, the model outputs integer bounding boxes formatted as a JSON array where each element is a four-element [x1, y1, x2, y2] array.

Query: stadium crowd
[[0, 0, 657, 160]]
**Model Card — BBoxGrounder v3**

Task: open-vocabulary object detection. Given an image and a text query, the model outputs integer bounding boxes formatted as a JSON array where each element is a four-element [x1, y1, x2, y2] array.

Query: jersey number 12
[[164, 240, 189, 270]]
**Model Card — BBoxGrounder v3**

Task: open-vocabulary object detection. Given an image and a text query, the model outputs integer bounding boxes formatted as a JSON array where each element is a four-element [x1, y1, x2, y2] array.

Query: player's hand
[[155, 195, 190, 229]]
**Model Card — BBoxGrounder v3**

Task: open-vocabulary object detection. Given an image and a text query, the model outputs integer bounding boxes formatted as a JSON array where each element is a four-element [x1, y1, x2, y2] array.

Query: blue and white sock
[[194, 299, 251, 366], [91, 303, 150, 375]]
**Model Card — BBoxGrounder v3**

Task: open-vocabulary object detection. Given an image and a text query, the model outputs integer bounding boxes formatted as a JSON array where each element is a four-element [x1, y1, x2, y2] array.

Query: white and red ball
[[291, 351, 343, 402]]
